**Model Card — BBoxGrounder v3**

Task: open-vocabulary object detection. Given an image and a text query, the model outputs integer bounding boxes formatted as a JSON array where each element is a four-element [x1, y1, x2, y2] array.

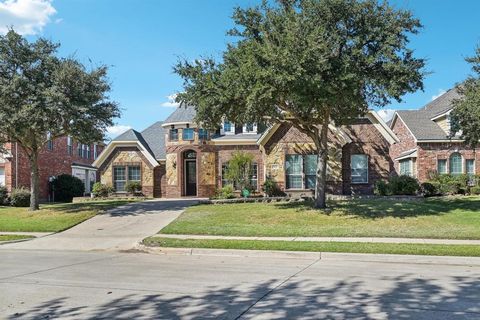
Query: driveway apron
[[1, 199, 198, 252]]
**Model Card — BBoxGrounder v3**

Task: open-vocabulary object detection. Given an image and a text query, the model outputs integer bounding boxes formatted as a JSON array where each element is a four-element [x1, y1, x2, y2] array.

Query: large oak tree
[[175, 0, 425, 208], [0, 30, 120, 210], [450, 46, 480, 147]]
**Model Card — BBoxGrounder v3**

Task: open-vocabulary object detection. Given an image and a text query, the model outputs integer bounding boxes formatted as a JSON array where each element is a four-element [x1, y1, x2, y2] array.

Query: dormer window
[[243, 123, 257, 134], [222, 121, 235, 135]]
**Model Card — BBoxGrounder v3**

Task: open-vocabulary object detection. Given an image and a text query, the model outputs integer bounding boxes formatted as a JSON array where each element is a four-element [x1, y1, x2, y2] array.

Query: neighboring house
[[390, 87, 478, 182], [93, 105, 398, 198], [0, 137, 103, 200]]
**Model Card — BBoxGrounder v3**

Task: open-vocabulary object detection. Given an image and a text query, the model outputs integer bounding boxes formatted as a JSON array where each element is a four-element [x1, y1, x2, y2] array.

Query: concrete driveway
[[2, 199, 198, 251]]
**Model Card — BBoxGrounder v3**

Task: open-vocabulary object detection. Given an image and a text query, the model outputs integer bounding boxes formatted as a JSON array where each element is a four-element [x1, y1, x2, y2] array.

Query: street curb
[[136, 244, 321, 260], [137, 244, 480, 265]]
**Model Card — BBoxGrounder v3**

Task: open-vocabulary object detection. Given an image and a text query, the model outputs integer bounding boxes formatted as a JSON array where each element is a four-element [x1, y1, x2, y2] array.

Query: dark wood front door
[[185, 160, 197, 196]]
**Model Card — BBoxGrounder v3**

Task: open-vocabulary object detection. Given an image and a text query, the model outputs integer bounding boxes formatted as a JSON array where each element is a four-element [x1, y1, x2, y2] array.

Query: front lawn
[[0, 234, 34, 242], [144, 237, 480, 257], [0, 200, 137, 232], [160, 196, 480, 239]]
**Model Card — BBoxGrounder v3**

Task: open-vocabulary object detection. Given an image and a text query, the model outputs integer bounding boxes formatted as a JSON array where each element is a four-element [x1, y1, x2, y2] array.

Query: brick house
[[0, 137, 103, 201], [390, 87, 479, 182], [93, 105, 398, 198]]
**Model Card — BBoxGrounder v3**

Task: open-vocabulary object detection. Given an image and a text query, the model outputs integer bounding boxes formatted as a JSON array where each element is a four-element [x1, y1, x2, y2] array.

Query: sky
[[1, 0, 480, 138]]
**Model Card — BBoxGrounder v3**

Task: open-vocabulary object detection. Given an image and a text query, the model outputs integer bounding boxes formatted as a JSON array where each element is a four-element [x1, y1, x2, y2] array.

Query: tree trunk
[[313, 118, 330, 209], [29, 151, 40, 211]]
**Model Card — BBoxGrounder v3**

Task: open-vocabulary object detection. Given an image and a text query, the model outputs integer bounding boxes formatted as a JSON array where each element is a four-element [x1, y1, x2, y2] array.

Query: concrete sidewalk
[[154, 234, 480, 245]]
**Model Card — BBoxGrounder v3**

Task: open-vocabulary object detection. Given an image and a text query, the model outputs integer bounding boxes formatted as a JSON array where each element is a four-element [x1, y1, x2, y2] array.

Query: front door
[[185, 160, 197, 196]]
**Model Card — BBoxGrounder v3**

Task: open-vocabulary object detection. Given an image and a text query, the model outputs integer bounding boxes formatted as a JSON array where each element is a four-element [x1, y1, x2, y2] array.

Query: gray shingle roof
[[394, 86, 463, 141], [113, 129, 143, 142], [421, 87, 461, 117], [141, 121, 166, 159], [163, 105, 197, 124], [396, 110, 449, 140], [111, 123, 166, 160]]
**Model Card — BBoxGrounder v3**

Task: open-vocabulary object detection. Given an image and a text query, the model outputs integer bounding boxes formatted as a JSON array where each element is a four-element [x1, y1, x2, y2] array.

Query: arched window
[[449, 153, 463, 175]]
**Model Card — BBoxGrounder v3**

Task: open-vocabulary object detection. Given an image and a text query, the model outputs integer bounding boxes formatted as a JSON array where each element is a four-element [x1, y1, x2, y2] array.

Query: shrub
[[420, 182, 438, 197], [387, 175, 420, 195], [428, 174, 469, 195], [92, 182, 114, 197], [470, 186, 480, 195], [374, 180, 390, 196], [51, 174, 85, 202], [214, 185, 235, 199], [10, 187, 31, 207], [262, 178, 286, 197], [125, 181, 142, 194], [0, 185, 8, 205]]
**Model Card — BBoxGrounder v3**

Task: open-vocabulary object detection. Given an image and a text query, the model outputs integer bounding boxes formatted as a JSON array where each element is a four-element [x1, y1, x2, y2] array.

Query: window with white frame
[[243, 123, 257, 134], [466, 159, 475, 185], [86, 145, 91, 159], [47, 132, 53, 151], [351, 154, 368, 184], [399, 159, 413, 176], [0, 167, 5, 186], [285, 155, 303, 189], [221, 162, 230, 187], [77, 143, 82, 157], [67, 136, 73, 155], [93, 144, 98, 159], [128, 166, 141, 182], [222, 121, 235, 134], [250, 163, 258, 190], [437, 159, 447, 174], [449, 153, 462, 175], [221, 162, 258, 190]]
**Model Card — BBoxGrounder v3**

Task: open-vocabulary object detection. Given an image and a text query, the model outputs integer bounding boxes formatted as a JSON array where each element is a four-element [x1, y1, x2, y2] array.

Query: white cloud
[[106, 125, 132, 137], [431, 89, 446, 101], [160, 93, 180, 108], [0, 0, 57, 35], [377, 109, 396, 122]]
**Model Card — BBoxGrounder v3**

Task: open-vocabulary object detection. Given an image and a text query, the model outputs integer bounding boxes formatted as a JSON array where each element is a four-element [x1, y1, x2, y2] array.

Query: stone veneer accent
[[99, 147, 156, 197]]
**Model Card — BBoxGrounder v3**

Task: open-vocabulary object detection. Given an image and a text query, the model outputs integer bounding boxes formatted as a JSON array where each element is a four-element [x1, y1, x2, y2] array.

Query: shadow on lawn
[[9, 274, 480, 319], [274, 197, 480, 220]]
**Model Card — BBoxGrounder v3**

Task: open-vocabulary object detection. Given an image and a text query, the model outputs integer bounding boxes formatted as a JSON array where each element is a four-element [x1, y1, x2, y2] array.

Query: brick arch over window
[[449, 152, 463, 175]]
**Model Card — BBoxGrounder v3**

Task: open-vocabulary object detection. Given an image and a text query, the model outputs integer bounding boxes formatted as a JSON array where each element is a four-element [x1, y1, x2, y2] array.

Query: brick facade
[[0, 138, 103, 201]]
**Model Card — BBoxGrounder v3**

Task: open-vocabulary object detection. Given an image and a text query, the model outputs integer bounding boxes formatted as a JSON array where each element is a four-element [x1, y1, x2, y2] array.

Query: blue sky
[[2, 0, 480, 137]]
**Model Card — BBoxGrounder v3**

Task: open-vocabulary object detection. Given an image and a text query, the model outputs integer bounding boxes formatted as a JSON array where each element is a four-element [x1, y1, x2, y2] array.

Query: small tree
[[224, 151, 255, 192], [450, 45, 480, 147], [175, 0, 425, 208], [0, 30, 120, 210]]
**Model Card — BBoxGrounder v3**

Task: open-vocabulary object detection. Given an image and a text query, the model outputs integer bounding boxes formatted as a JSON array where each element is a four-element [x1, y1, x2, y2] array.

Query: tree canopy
[[450, 45, 480, 147], [0, 30, 120, 210], [175, 0, 425, 208]]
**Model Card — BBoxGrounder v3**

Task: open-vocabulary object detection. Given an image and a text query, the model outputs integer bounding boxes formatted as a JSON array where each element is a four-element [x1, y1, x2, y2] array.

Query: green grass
[[144, 237, 480, 257], [0, 234, 34, 242], [160, 196, 480, 239], [0, 200, 138, 232]]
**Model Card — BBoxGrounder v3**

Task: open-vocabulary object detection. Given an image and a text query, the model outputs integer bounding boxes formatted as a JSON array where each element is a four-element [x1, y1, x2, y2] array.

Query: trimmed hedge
[[10, 187, 31, 207], [374, 175, 420, 196], [52, 174, 85, 202]]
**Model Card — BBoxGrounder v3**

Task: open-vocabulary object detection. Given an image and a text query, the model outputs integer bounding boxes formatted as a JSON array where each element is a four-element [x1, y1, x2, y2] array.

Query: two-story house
[[0, 137, 103, 201]]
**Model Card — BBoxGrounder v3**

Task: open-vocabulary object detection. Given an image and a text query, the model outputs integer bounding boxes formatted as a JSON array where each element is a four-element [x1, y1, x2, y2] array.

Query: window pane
[[400, 159, 412, 176], [113, 167, 126, 191], [286, 175, 303, 189], [304, 155, 317, 175], [437, 159, 447, 174], [286, 155, 302, 174], [199, 129, 208, 140], [351, 155, 368, 183], [250, 163, 258, 190], [182, 128, 194, 140], [224, 122, 231, 132], [466, 159, 475, 175], [128, 166, 141, 181], [169, 129, 178, 141], [449, 153, 462, 175], [305, 175, 316, 189]]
